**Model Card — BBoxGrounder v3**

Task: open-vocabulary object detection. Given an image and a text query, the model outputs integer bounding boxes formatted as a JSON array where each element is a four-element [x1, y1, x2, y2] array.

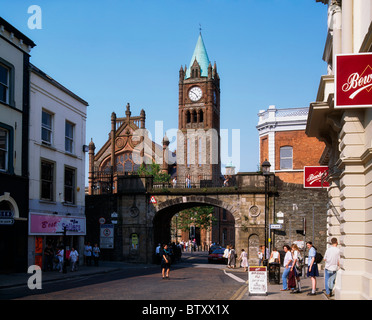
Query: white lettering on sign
[[306, 170, 328, 186], [342, 71, 372, 99]]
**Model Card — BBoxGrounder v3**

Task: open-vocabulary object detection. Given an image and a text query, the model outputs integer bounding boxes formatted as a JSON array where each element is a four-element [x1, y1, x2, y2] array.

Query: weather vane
[[199, 23, 202, 33]]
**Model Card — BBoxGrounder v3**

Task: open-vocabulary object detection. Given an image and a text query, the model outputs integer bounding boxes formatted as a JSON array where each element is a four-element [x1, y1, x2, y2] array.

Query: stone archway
[[152, 195, 239, 251]]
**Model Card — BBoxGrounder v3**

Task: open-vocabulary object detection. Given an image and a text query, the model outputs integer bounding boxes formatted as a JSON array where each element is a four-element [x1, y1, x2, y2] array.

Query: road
[[0, 252, 246, 301]]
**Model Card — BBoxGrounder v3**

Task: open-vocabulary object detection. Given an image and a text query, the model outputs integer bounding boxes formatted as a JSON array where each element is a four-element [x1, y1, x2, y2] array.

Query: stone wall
[[273, 179, 328, 262]]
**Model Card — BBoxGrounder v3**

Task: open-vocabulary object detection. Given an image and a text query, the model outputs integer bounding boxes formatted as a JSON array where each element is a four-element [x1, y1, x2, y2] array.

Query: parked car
[[208, 248, 227, 264], [208, 244, 222, 254]]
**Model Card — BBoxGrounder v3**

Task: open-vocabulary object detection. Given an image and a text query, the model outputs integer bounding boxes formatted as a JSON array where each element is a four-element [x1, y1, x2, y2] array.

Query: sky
[[1, 0, 328, 185]]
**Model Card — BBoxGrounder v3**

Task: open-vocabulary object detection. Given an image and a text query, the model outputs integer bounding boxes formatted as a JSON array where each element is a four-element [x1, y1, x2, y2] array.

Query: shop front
[[28, 212, 86, 270]]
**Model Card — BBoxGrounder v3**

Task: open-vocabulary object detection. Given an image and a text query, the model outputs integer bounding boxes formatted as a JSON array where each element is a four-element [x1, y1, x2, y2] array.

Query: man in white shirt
[[69, 247, 79, 272], [324, 237, 340, 297]]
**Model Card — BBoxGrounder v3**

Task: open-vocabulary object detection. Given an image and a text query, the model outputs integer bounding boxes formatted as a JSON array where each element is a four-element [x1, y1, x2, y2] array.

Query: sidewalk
[[225, 266, 331, 301], [0, 261, 141, 289]]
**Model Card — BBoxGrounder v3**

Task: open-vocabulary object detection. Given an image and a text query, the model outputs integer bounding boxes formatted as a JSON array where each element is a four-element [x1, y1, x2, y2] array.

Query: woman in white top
[[238, 249, 249, 272], [281, 245, 293, 291], [291, 244, 302, 293], [269, 247, 280, 264]]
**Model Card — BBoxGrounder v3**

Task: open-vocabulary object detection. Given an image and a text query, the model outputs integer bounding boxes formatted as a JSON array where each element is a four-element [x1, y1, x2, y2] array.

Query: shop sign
[[335, 53, 372, 108], [304, 166, 329, 188], [29, 212, 86, 235], [248, 266, 267, 296]]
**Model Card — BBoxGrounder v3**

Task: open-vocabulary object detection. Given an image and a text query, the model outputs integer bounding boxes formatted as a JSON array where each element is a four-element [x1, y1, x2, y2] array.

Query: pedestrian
[[69, 247, 79, 272], [223, 245, 230, 267], [228, 245, 236, 268], [258, 245, 264, 266], [324, 237, 340, 298], [155, 243, 161, 264], [306, 241, 319, 295], [93, 243, 100, 266], [291, 244, 303, 293], [56, 246, 64, 273], [238, 249, 248, 272], [269, 247, 280, 264], [172, 177, 177, 188], [43, 243, 54, 272], [186, 175, 191, 188], [160, 244, 171, 279], [281, 245, 293, 291], [84, 242, 92, 266]]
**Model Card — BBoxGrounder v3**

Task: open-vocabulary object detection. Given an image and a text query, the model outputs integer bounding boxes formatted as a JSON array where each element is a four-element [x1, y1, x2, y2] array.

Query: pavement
[[0, 252, 333, 301]]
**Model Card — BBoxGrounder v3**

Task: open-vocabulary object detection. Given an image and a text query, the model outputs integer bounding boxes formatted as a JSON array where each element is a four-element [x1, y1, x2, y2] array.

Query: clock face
[[188, 86, 202, 102]]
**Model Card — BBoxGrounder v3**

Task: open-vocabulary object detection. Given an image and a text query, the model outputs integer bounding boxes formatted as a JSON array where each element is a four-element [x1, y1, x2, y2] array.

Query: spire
[[185, 32, 210, 79]]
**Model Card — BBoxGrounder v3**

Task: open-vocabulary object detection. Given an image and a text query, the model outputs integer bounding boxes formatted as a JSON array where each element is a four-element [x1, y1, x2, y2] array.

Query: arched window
[[280, 146, 293, 169], [186, 110, 191, 123], [199, 110, 204, 123], [193, 110, 197, 123]]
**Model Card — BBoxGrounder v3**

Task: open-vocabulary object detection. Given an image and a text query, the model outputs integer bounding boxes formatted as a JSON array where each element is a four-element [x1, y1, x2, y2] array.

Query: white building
[[28, 64, 88, 268], [307, 0, 372, 299], [0, 17, 35, 273]]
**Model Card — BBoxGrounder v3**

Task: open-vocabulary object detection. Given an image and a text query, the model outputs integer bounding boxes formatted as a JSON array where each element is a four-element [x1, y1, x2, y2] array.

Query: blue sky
[[1, 0, 328, 183]]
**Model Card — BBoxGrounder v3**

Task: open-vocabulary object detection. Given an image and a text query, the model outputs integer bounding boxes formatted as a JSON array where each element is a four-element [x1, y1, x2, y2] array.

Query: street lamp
[[262, 160, 271, 263]]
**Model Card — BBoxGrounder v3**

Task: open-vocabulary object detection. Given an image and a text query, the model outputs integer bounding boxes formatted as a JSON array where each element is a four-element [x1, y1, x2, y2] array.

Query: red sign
[[149, 196, 157, 204], [304, 166, 329, 188], [335, 53, 372, 108]]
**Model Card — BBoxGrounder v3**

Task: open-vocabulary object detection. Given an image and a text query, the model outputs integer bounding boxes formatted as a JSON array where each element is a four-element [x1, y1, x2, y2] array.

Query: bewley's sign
[[335, 53, 372, 108], [304, 166, 329, 188]]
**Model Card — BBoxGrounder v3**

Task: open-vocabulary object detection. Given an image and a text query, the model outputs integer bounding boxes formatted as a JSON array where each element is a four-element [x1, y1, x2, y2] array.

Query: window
[[0, 64, 9, 104], [198, 137, 202, 167], [41, 161, 54, 201], [0, 128, 8, 171], [187, 138, 190, 167], [65, 121, 74, 153], [41, 110, 53, 145], [186, 110, 191, 123], [64, 167, 75, 204], [280, 146, 293, 169]]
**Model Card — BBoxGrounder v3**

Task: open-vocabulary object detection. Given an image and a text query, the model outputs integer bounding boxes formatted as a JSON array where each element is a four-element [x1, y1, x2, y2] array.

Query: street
[[0, 252, 244, 301]]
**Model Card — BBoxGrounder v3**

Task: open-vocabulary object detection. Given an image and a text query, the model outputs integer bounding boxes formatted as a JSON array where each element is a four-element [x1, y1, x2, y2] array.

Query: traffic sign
[[0, 218, 14, 225], [270, 224, 283, 230], [150, 196, 157, 204]]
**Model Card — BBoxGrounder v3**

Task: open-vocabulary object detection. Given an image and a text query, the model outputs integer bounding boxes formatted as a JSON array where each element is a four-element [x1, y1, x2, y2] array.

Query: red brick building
[[257, 105, 325, 184]]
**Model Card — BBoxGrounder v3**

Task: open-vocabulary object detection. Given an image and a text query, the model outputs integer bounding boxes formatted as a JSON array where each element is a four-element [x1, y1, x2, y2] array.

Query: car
[[208, 248, 227, 264], [208, 244, 222, 254]]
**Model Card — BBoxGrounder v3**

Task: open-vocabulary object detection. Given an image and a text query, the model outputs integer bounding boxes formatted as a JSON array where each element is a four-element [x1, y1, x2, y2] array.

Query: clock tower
[[177, 33, 221, 186]]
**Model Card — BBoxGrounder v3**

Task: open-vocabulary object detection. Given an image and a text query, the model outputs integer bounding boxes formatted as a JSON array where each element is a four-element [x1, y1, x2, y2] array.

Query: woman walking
[[160, 244, 171, 279], [238, 249, 249, 271], [228, 245, 236, 268]]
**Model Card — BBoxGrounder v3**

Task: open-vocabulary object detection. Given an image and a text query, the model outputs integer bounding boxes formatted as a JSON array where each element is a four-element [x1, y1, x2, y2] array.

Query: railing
[[152, 175, 237, 189]]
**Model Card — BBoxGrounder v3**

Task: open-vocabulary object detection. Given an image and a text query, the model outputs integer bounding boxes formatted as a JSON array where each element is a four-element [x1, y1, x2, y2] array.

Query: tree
[[177, 206, 216, 233], [136, 162, 170, 183]]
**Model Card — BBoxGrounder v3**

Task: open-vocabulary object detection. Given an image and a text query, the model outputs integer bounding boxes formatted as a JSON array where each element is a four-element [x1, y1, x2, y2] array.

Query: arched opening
[[152, 199, 236, 261]]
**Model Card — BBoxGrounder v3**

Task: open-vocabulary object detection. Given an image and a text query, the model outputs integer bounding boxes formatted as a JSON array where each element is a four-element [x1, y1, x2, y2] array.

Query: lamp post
[[262, 160, 271, 263]]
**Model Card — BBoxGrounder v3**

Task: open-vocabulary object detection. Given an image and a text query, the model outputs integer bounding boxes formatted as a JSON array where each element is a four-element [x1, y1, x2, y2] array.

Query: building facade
[[257, 105, 325, 184], [28, 64, 88, 268], [307, 0, 372, 299], [87, 103, 164, 195], [0, 17, 35, 273]]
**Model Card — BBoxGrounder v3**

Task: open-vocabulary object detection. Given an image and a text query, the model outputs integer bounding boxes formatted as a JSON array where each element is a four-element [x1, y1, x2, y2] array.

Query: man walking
[[324, 238, 340, 298]]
